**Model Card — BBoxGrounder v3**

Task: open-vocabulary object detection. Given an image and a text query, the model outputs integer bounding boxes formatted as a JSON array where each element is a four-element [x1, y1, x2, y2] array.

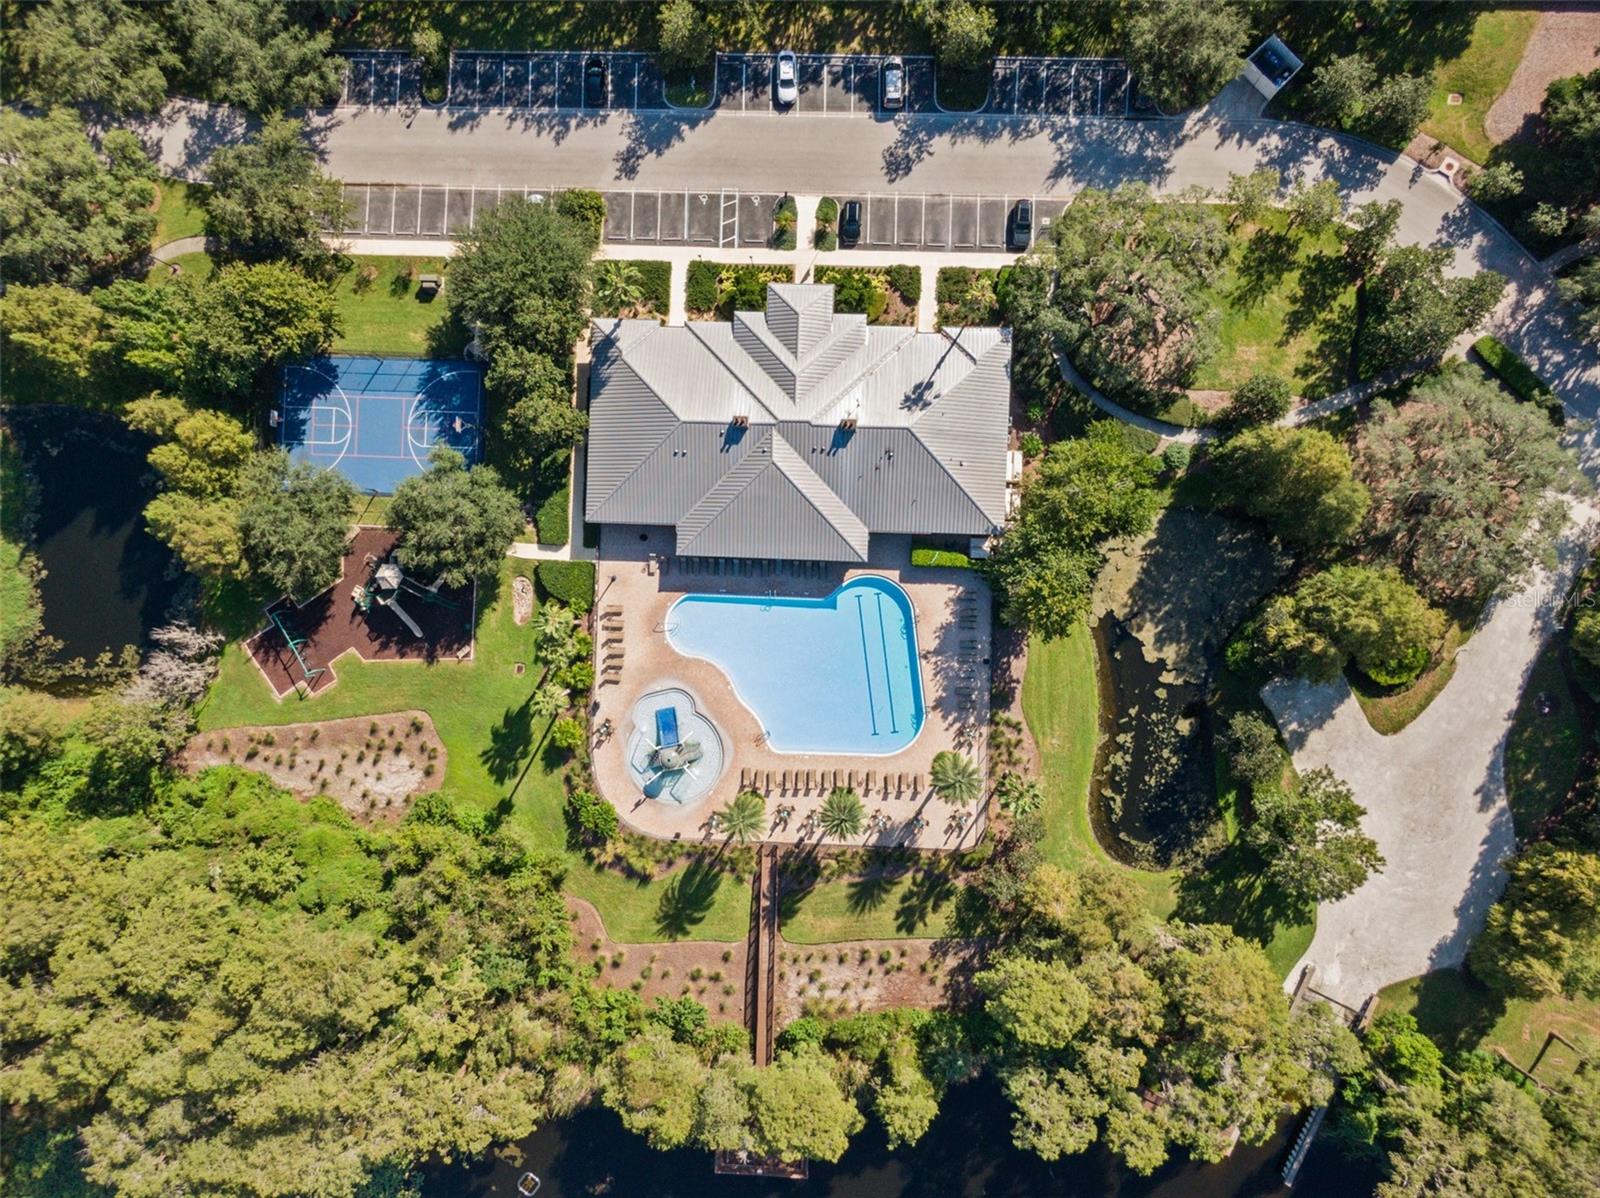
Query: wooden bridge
[[744, 844, 780, 1066]]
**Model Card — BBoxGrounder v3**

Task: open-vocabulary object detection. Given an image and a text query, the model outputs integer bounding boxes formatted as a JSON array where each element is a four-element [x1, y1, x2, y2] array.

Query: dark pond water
[[422, 1077, 1377, 1198], [7, 407, 183, 663], [1090, 614, 1218, 869]]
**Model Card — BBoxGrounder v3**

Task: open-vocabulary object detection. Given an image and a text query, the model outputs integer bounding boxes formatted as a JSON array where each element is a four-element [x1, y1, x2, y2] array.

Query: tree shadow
[[846, 864, 903, 916], [654, 856, 724, 939], [1174, 840, 1312, 952], [895, 865, 957, 934], [777, 848, 821, 924], [480, 694, 534, 783], [1229, 228, 1299, 312]]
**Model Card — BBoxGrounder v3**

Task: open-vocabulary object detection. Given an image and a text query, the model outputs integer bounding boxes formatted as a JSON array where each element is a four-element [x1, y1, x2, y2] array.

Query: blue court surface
[[279, 356, 484, 494]]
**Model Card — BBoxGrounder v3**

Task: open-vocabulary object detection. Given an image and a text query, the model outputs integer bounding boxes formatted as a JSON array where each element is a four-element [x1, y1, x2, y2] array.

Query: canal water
[[422, 1078, 1377, 1198], [7, 407, 183, 665]]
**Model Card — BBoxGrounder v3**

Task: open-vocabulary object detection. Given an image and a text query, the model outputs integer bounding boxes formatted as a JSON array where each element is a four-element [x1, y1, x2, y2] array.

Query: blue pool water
[[666, 576, 925, 755]]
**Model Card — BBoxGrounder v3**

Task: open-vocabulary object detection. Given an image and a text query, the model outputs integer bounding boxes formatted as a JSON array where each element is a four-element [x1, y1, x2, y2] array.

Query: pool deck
[[590, 528, 991, 853]]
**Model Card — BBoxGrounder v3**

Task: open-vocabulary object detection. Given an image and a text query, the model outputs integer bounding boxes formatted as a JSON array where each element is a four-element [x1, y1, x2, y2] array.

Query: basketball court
[[279, 356, 484, 494]]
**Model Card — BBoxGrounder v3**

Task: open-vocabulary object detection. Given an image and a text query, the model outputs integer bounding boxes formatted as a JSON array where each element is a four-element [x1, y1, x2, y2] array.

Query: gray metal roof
[[586, 283, 1011, 560]]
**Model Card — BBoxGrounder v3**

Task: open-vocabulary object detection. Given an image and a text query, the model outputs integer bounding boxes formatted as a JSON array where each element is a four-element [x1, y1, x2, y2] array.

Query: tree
[[485, 347, 587, 482], [567, 788, 619, 843], [1357, 244, 1505, 376], [1341, 199, 1403, 281], [994, 771, 1043, 817], [1465, 161, 1526, 205], [978, 956, 1093, 1048], [9, 0, 173, 115], [1354, 370, 1581, 606], [930, 750, 982, 807], [1245, 768, 1382, 905], [921, 0, 995, 73], [1224, 168, 1280, 229], [203, 114, 348, 268], [171, 0, 343, 113], [0, 285, 109, 406], [984, 421, 1162, 637], [237, 456, 355, 600], [185, 262, 342, 400], [1220, 372, 1291, 428], [0, 109, 156, 288], [819, 787, 865, 839], [449, 195, 596, 365], [1559, 249, 1600, 345], [602, 1028, 704, 1151], [1574, 603, 1600, 668], [1543, 67, 1600, 196], [656, 0, 711, 73], [1221, 711, 1283, 789], [717, 791, 766, 844], [1125, 0, 1250, 112], [1255, 565, 1445, 686], [1470, 843, 1600, 999], [1210, 426, 1371, 550], [1040, 184, 1229, 411], [1284, 177, 1343, 237], [529, 680, 570, 724], [747, 1045, 865, 1162], [1306, 53, 1432, 146], [388, 447, 525, 588]]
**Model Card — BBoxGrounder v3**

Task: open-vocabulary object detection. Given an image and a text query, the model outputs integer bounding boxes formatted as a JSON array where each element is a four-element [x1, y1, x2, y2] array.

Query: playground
[[244, 527, 475, 698], [278, 355, 484, 494]]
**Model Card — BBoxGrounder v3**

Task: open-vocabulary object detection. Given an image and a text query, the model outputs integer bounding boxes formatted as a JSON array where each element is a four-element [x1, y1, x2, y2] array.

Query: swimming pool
[[665, 576, 925, 755]]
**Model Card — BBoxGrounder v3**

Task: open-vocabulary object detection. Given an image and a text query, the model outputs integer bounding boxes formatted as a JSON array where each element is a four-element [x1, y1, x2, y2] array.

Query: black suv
[[584, 56, 607, 107], [839, 199, 862, 246]]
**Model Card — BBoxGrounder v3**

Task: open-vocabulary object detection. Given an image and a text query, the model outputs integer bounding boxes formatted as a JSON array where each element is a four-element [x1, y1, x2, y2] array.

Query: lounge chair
[[780, 769, 790, 792], [765, 770, 775, 792], [865, 770, 876, 793]]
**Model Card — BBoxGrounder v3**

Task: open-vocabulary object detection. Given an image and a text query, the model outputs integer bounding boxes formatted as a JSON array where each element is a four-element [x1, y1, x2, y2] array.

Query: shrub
[[1221, 711, 1283, 788], [886, 263, 921, 304], [1473, 335, 1563, 426], [536, 560, 595, 613], [567, 788, 618, 842], [550, 717, 587, 752], [1221, 373, 1292, 429], [1115, 423, 1162, 456], [536, 485, 570, 545], [635, 258, 672, 313], [685, 260, 720, 313], [910, 546, 972, 568], [1019, 431, 1044, 459], [555, 189, 605, 245], [1574, 605, 1600, 670], [818, 267, 887, 321], [772, 195, 798, 250], [1161, 442, 1191, 473], [816, 196, 838, 227], [814, 229, 838, 251]]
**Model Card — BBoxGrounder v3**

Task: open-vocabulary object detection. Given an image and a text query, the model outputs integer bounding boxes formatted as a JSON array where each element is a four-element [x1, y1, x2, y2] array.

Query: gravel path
[[1484, 9, 1600, 146]]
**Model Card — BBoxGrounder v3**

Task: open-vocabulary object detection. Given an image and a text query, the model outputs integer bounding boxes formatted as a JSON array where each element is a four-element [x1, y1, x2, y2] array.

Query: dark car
[[584, 56, 607, 107], [839, 199, 862, 245], [1009, 198, 1033, 250]]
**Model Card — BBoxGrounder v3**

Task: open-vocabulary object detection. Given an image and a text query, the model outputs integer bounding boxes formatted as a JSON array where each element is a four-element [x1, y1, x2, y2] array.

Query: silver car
[[882, 55, 905, 109], [775, 50, 798, 106]]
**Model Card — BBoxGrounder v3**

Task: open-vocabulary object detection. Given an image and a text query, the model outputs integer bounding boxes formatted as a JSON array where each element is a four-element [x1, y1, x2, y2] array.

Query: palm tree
[[818, 787, 865, 840], [529, 680, 569, 723], [595, 260, 645, 314], [931, 751, 982, 807], [533, 604, 577, 653], [718, 790, 766, 844]]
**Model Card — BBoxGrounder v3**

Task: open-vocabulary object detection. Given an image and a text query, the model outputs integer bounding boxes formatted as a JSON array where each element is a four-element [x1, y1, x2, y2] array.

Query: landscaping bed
[[814, 264, 920, 325], [777, 936, 976, 1022], [685, 261, 796, 319], [593, 258, 672, 320], [1349, 620, 1468, 736], [935, 266, 1002, 326], [179, 710, 445, 822]]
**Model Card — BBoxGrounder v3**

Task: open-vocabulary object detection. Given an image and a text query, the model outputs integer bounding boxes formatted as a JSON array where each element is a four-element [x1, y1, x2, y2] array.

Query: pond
[[7, 407, 184, 667], [421, 1076, 1379, 1198], [1090, 612, 1218, 869], [1088, 507, 1291, 868]]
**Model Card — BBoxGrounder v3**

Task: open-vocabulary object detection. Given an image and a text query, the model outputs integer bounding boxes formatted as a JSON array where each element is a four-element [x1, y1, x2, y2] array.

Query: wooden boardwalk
[[746, 845, 780, 1066]]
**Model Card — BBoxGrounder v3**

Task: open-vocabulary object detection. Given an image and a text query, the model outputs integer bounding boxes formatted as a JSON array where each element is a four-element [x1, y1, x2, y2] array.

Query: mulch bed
[[245, 527, 474, 698]]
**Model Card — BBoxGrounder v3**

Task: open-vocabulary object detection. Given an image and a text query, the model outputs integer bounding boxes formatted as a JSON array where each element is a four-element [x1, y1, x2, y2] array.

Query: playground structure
[[353, 554, 458, 639], [623, 687, 725, 807]]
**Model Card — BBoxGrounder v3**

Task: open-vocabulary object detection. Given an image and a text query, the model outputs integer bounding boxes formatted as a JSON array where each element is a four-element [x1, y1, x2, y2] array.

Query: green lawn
[[782, 866, 956, 943], [1190, 211, 1356, 400], [152, 178, 209, 248], [1380, 969, 1600, 1088], [1504, 636, 1584, 835], [334, 256, 464, 357], [197, 558, 749, 943], [1418, 8, 1540, 165], [146, 250, 213, 284]]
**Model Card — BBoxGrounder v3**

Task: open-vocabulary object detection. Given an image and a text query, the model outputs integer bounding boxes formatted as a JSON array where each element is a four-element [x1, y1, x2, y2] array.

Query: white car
[[775, 50, 798, 106]]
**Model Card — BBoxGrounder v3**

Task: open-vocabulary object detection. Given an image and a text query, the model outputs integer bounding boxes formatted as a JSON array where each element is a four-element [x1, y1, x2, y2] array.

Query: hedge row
[[536, 485, 570, 546], [536, 559, 595, 614], [911, 546, 973, 569], [1474, 335, 1564, 426], [636, 258, 672, 313]]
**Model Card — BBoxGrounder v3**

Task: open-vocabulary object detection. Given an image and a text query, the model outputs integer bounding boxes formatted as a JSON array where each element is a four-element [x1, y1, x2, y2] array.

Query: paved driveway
[[1264, 503, 1598, 1006]]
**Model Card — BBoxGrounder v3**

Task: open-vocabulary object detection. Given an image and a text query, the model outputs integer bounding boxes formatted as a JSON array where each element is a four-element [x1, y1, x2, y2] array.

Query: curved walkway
[[128, 89, 1600, 1006]]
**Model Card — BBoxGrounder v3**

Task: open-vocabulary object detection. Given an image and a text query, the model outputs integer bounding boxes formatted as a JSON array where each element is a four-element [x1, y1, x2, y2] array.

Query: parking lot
[[339, 49, 1150, 118], [337, 182, 1068, 252]]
